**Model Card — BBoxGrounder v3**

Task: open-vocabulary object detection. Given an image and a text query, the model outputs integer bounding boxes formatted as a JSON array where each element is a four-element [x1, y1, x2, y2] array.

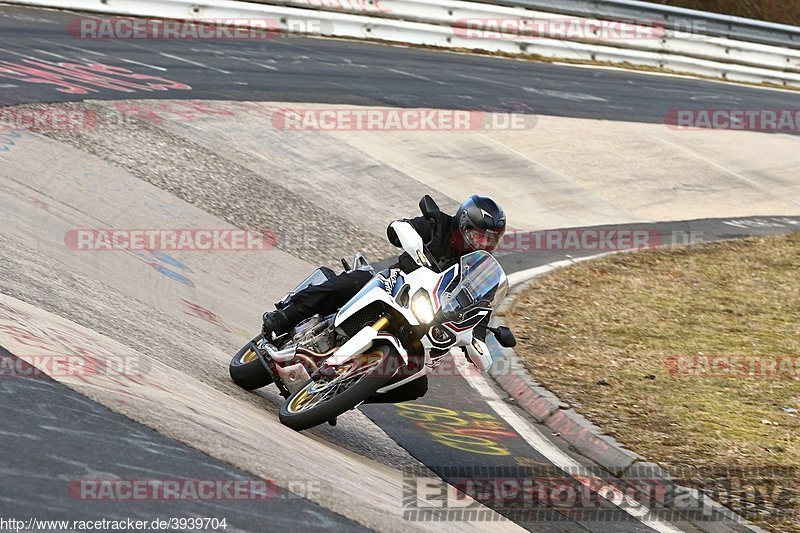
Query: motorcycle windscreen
[[440, 251, 508, 319], [278, 267, 334, 307], [292, 268, 332, 294]]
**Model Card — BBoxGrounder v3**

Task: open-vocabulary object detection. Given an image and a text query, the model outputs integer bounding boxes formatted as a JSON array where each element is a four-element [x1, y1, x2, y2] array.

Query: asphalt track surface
[[1, 5, 800, 123], [0, 346, 370, 531], [2, 4, 800, 533]]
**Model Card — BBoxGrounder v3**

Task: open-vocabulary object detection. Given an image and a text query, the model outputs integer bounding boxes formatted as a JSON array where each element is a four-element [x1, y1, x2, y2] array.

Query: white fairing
[[334, 283, 420, 329], [324, 326, 408, 368]]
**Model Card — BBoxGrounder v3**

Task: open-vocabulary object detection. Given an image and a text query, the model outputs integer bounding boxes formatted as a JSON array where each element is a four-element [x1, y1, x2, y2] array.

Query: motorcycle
[[229, 196, 517, 431]]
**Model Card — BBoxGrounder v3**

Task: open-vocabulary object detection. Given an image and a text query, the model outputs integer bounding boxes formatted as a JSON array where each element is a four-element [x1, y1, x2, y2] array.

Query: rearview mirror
[[419, 195, 440, 218], [494, 326, 516, 348]]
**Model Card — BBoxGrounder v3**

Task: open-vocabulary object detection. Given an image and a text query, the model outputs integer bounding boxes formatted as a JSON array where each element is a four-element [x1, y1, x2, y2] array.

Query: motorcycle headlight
[[410, 290, 435, 324]]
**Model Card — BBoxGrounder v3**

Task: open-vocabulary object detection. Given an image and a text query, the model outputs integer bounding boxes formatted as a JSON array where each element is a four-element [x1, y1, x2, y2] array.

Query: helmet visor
[[464, 228, 503, 252]]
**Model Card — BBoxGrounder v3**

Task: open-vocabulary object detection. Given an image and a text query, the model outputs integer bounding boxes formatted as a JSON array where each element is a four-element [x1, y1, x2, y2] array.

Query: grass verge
[[507, 233, 800, 531]]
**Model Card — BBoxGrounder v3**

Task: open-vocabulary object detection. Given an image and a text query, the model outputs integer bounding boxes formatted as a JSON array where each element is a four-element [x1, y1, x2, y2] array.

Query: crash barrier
[[461, 0, 800, 49], [6, 0, 800, 88]]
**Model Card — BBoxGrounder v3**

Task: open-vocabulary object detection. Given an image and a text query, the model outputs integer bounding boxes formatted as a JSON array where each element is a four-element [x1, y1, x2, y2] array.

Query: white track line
[[226, 55, 277, 71], [386, 68, 446, 85], [453, 357, 684, 533], [113, 56, 169, 72], [156, 52, 232, 75], [45, 41, 107, 56], [33, 39, 167, 71], [36, 39, 167, 72], [31, 48, 71, 60]]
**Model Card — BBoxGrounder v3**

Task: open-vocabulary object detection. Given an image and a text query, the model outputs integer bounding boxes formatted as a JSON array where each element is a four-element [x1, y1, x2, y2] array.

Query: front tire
[[279, 345, 397, 431], [229, 336, 273, 390]]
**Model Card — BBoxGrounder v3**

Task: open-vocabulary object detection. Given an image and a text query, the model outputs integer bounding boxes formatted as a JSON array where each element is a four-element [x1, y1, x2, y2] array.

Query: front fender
[[465, 338, 492, 373], [323, 326, 408, 368]]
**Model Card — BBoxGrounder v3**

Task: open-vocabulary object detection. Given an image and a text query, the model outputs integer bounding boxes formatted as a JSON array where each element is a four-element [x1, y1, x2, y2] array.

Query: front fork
[[371, 315, 391, 332]]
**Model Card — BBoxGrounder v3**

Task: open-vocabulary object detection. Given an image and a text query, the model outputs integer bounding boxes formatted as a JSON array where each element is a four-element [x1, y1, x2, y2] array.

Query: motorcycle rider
[[261, 195, 507, 401]]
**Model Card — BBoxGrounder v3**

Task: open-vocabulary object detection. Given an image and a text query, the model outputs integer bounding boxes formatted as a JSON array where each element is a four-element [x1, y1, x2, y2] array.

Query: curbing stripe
[[544, 409, 639, 475]]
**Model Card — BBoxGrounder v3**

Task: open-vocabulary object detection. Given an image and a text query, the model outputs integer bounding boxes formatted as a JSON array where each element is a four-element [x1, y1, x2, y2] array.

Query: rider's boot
[[262, 304, 302, 340]]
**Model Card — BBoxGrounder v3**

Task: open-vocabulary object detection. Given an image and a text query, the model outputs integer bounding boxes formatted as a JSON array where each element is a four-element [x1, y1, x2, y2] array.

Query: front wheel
[[229, 336, 273, 390], [279, 345, 398, 431]]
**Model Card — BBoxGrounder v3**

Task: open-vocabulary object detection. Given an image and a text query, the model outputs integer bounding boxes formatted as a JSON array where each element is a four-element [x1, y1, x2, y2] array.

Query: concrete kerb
[[487, 253, 765, 532]]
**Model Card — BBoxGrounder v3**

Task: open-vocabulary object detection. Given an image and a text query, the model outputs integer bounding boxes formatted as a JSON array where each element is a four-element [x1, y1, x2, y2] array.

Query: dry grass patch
[[507, 233, 800, 531]]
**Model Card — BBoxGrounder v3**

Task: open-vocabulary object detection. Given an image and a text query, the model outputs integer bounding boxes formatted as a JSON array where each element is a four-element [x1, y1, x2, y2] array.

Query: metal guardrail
[[235, 0, 800, 85], [4, 0, 800, 88], [461, 0, 800, 49]]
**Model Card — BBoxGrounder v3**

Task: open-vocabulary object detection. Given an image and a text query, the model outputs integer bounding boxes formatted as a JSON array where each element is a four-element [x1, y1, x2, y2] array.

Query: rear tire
[[229, 336, 273, 390], [279, 345, 397, 431]]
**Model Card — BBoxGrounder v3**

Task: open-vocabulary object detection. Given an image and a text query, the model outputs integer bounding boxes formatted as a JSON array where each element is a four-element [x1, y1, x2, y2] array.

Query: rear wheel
[[279, 345, 398, 431], [229, 336, 273, 390]]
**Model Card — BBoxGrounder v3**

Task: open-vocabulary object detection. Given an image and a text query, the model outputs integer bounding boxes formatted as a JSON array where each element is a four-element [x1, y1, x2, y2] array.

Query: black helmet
[[450, 195, 507, 253]]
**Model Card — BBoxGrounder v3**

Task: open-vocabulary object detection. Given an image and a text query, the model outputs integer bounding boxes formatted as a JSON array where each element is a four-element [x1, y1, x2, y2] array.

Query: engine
[[292, 315, 336, 355]]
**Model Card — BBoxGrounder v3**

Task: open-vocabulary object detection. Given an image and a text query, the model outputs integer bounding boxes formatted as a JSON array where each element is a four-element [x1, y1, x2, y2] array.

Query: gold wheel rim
[[286, 349, 385, 414], [241, 348, 258, 364], [288, 387, 313, 411]]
